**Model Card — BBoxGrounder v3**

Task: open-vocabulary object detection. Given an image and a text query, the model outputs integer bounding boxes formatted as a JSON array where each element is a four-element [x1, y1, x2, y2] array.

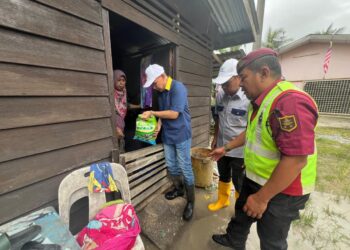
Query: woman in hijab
[[114, 69, 128, 139]]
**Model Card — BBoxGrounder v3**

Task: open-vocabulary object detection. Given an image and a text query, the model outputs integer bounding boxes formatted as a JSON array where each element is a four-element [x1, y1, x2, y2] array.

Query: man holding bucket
[[209, 58, 249, 212]]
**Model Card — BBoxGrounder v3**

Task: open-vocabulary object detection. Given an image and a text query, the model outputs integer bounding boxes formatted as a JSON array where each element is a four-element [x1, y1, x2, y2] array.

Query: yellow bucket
[[191, 147, 213, 188]]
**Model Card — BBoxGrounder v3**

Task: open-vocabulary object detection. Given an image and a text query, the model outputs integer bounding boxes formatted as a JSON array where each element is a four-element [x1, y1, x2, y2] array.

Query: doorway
[[109, 11, 175, 152]]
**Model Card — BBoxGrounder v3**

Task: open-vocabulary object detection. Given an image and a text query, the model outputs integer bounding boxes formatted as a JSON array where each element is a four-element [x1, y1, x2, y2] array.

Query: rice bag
[[134, 114, 157, 145]]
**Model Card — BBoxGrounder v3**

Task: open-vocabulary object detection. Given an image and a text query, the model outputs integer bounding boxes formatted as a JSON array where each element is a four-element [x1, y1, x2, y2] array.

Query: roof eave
[[214, 30, 255, 49]]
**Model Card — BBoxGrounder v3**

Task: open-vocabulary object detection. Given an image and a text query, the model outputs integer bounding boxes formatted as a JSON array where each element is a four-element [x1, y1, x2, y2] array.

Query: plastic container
[[191, 147, 214, 188]]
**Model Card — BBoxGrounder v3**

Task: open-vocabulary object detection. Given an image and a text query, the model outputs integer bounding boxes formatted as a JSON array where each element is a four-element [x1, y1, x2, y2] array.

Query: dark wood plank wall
[[0, 0, 213, 224], [0, 0, 116, 224]]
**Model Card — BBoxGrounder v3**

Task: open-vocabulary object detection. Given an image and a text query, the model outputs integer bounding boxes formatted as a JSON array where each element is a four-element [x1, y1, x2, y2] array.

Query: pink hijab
[[114, 70, 127, 130]]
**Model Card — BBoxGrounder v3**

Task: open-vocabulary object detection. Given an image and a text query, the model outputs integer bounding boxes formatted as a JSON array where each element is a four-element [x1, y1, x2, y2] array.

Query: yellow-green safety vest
[[244, 81, 317, 195]]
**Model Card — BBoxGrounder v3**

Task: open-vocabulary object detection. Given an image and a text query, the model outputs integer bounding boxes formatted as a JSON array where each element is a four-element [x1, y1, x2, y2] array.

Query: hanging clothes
[[140, 55, 153, 109]]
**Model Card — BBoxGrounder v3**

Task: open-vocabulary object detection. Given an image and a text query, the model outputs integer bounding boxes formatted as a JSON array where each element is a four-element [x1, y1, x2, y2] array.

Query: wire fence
[[304, 79, 350, 114]]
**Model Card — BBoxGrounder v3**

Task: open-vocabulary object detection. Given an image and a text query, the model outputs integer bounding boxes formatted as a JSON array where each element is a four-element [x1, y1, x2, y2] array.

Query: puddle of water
[[169, 188, 235, 250]]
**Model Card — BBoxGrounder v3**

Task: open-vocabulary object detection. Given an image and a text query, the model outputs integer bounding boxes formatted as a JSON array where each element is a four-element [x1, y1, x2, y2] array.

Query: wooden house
[[0, 0, 258, 228]]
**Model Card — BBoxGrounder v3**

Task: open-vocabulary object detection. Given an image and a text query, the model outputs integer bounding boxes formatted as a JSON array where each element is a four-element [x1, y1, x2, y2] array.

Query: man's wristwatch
[[224, 144, 230, 152]]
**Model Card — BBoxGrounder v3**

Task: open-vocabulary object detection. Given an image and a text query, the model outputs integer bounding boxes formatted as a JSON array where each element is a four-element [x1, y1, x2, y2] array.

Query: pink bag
[[77, 203, 141, 250]]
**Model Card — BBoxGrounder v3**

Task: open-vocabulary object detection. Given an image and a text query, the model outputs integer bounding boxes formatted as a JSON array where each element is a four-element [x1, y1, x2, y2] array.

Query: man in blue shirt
[[141, 64, 195, 221]]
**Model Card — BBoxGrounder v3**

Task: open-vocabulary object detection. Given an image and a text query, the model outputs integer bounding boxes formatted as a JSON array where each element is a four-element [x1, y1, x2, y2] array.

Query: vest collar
[[165, 77, 173, 91], [254, 79, 281, 107]]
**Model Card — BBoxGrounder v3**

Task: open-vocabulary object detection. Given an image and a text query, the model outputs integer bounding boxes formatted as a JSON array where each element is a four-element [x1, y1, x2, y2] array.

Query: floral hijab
[[114, 70, 127, 129]]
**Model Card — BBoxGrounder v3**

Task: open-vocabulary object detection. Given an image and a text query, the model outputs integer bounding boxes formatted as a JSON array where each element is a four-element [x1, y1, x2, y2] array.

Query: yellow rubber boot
[[208, 181, 232, 211]]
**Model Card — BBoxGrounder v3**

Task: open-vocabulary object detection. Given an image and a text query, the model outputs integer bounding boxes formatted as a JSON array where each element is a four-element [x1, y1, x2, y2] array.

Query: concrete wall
[[279, 43, 350, 82]]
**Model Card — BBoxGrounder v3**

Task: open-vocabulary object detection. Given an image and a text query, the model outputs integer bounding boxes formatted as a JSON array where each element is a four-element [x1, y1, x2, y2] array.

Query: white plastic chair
[[58, 162, 144, 249]]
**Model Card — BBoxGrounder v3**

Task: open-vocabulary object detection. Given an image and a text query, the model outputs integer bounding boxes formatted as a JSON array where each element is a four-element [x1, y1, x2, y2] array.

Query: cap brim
[[143, 77, 156, 88], [212, 75, 232, 84]]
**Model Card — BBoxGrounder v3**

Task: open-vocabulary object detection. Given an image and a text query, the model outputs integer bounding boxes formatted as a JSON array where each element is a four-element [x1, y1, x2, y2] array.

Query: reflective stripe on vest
[[244, 81, 317, 194], [245, 140, 280, 160]]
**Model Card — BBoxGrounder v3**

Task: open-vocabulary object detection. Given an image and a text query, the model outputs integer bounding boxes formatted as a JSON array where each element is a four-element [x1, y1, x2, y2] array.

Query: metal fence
[[304, 79, 350, 114]]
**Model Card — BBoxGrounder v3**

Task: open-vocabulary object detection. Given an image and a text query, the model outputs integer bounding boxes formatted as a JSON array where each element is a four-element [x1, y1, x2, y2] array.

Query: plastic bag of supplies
[[133, 114, 157, 145]]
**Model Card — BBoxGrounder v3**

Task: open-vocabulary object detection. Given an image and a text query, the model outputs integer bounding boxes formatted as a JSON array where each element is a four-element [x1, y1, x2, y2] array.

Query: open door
[[104, 9, 174, 208]]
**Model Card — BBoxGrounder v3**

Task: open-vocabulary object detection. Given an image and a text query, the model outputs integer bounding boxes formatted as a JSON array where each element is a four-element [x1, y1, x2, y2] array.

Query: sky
[[242, 0, 350, 52]]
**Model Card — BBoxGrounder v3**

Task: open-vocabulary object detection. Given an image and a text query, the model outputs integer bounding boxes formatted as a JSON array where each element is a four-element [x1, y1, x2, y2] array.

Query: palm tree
[[263, 27, 292, 49], [315, 23, 345, 35]]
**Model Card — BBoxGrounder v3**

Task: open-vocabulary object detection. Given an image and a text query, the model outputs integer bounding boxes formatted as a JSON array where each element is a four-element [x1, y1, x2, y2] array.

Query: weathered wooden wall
[[0, 0, 213, 224], [177, 45, 212, 148], [0, 0, 116, 224]]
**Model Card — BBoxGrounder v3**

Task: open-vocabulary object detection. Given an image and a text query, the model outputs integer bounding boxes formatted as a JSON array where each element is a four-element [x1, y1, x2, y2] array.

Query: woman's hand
[[153, 128, 160, 138], [116, 127, 124, 139]]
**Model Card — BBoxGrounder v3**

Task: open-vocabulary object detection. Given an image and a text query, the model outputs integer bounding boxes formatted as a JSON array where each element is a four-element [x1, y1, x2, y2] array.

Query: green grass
[[316, 127, 350, 138], [293, 209, 317, 228], [291, 127, 350, 249], [315, 127, 350, 199]]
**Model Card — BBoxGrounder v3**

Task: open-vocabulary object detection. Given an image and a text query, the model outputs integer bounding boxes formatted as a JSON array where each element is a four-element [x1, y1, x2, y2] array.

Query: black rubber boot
[[183, 184, 195, 221], [165, 175, 184, 200], [212, 234, 233, 248]]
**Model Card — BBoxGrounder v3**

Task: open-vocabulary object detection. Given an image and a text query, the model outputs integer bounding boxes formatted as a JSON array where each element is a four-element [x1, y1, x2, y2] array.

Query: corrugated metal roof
[[207, 0, 259, 49], [208, 0, 250, 34], [135, 0, 258, 49]]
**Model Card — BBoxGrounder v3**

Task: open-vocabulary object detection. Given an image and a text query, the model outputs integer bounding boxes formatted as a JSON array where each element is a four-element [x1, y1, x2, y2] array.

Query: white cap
[[143, 64, 165, 88], [212, 58, 238, 84]]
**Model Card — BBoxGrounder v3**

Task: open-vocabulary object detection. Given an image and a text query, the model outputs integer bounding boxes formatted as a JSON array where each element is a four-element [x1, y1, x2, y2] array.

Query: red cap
[[237, 48, 278, 74]]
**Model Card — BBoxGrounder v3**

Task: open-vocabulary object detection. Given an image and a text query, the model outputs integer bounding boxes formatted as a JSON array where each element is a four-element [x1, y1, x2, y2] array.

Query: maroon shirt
[[251, 80, 318, 195]]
